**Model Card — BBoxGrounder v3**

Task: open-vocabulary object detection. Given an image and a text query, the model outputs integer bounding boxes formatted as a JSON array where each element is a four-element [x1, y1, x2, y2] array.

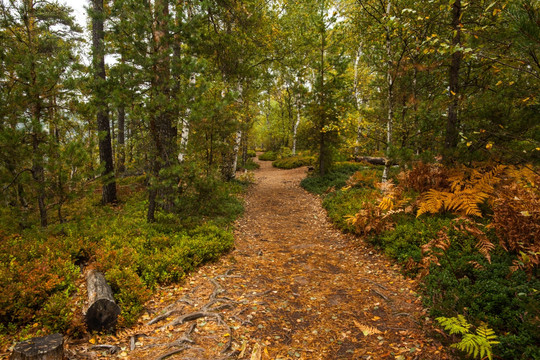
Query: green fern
[[436, 316, 499, 360], [436, 314, 471, 335]]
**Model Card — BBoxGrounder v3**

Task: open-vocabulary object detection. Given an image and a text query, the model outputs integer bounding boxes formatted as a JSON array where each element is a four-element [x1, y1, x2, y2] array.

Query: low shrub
[[423, 239, 540, 360], [272, 155, 314, 169], [304, 161, 540, 360], [259, 151, 278, 161], [322, 188, 373, 232], [247, 149, 257, 158], [301, 162, 364, 194], [0, 174, 242, 341], [238, 158, 260, 171]]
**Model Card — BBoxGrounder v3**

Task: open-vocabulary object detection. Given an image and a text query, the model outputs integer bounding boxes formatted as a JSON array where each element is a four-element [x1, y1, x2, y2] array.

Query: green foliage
[[373, 217, 453, 272], [0, 175, 241, 335], [272, 155, 314, 169], [238, 158, 260, 171], [247, 149, 257, 158], [301, 162, 363, 195], [322, 189, 373, 232], [309, 162, 540, 360], [259, 151, 278, 161], [423, 240, 540, 360], [437, 316, 499, 360]]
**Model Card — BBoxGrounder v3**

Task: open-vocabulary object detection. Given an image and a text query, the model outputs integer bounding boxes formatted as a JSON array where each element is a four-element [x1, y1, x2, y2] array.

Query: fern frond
[[378, 196, 394, 211], [436, 315, 471, 335], [417, 189, 448, 216], [476, 323, 499, 343], [475, 237, 495, 263], [439, 317, 498, 360]]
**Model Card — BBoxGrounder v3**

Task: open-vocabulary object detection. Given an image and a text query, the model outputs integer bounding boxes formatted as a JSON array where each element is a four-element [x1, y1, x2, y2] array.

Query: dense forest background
[[0, 0, 538, 359]]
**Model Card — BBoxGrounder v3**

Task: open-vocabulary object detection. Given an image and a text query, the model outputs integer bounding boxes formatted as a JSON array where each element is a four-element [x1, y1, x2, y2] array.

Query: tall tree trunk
[[231, 130, 242, 178], [117, 106, 125, 173], [292, 99, 301, 156], [318, 1, 327, 176], [382, 0, 393, 183], [445, 0, 462, 160], [354, 45, 362, 156], [147, 0, 175, 222], [177, 118, 190, 162], [92, 0, 117, 204], [26, 1, 47, 227]]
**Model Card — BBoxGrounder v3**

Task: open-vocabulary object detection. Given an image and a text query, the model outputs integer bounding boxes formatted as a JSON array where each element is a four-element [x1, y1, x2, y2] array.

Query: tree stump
[[10, 333, 63, 360], [85, 270, 120, 332]]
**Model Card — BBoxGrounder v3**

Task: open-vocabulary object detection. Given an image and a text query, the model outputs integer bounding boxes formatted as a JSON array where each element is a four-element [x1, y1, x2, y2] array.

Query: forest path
[[79, 158, 449, 359]]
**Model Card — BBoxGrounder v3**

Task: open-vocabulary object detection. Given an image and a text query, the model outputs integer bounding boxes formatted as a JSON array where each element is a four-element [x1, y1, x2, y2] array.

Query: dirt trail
[[72, 159, 449, 359]]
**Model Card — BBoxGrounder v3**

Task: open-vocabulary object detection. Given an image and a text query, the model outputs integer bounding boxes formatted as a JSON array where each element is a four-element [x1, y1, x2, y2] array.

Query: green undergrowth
[[300, 161, 364, 194], [272, 155, 315, 169], [258, 150, 278, 161], [303, 165, 540, 360], [238, 157, 260, 171], [0, 174, 244, 344]]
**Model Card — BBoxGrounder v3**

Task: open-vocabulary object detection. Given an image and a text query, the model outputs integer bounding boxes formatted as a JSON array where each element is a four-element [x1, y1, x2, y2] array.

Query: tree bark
[[354, 45, 363, 156], [382, 0, 393, 183], [147, 0, 176, 222], [293, 97, 301, 156], [117, 106, 126, 173], [318, 1, 328, 176], [445, 0, 462, 158], [85, 270, 121, 332], [92, 0, 117, 204], [11, 333, 63, 360]]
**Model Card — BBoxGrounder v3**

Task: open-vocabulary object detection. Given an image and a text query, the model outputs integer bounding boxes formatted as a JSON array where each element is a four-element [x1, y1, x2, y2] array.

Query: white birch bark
[[177, 117, 190, 162], [382, 0, 393, 183], [230, 130, 242, 179], [292, 98, 301, 155], [354, 45, 363, 156]]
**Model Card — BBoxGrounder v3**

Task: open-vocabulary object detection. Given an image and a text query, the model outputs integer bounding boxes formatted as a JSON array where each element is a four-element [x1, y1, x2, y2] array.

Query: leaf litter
[[66, 159, 450, 359]]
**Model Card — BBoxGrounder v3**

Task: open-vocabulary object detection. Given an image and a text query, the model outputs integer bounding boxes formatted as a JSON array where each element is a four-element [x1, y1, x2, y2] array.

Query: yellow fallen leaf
[[251, 343, 262, 360], [486, 143, 493, 149], [89, 338, 96, 344], [223, 333, 230, 337], [372, 316, 381, 321], [354, 320, 382, 336]]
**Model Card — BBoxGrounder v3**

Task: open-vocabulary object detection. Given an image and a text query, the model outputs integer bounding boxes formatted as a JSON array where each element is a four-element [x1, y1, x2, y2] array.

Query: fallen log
[[353, 156, 389, 166], [85, 270, 121, 332], [10, 333, 63, 360]]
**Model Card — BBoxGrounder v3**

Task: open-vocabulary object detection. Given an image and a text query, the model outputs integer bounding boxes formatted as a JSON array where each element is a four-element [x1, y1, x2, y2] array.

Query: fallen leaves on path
[[67, 159, 451, 360]]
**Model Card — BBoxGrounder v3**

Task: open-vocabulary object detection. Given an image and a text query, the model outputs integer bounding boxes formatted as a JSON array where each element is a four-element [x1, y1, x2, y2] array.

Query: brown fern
[[417, 164, 506, 218], [492, 173, 540, 273], [418, 230, 451, 278]]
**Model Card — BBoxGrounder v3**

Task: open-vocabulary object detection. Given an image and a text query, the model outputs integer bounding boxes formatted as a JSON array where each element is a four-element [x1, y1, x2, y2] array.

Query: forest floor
[[68, 158, 451, 360]]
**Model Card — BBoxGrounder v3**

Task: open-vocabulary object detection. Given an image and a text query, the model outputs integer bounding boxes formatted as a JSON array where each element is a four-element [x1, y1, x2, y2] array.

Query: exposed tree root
[[155, 347, 186, 360], [154, 272, 236, 355], [371, 288, 389, 301], [360, 277, 389, 291], [89, 344, 120, 354]]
